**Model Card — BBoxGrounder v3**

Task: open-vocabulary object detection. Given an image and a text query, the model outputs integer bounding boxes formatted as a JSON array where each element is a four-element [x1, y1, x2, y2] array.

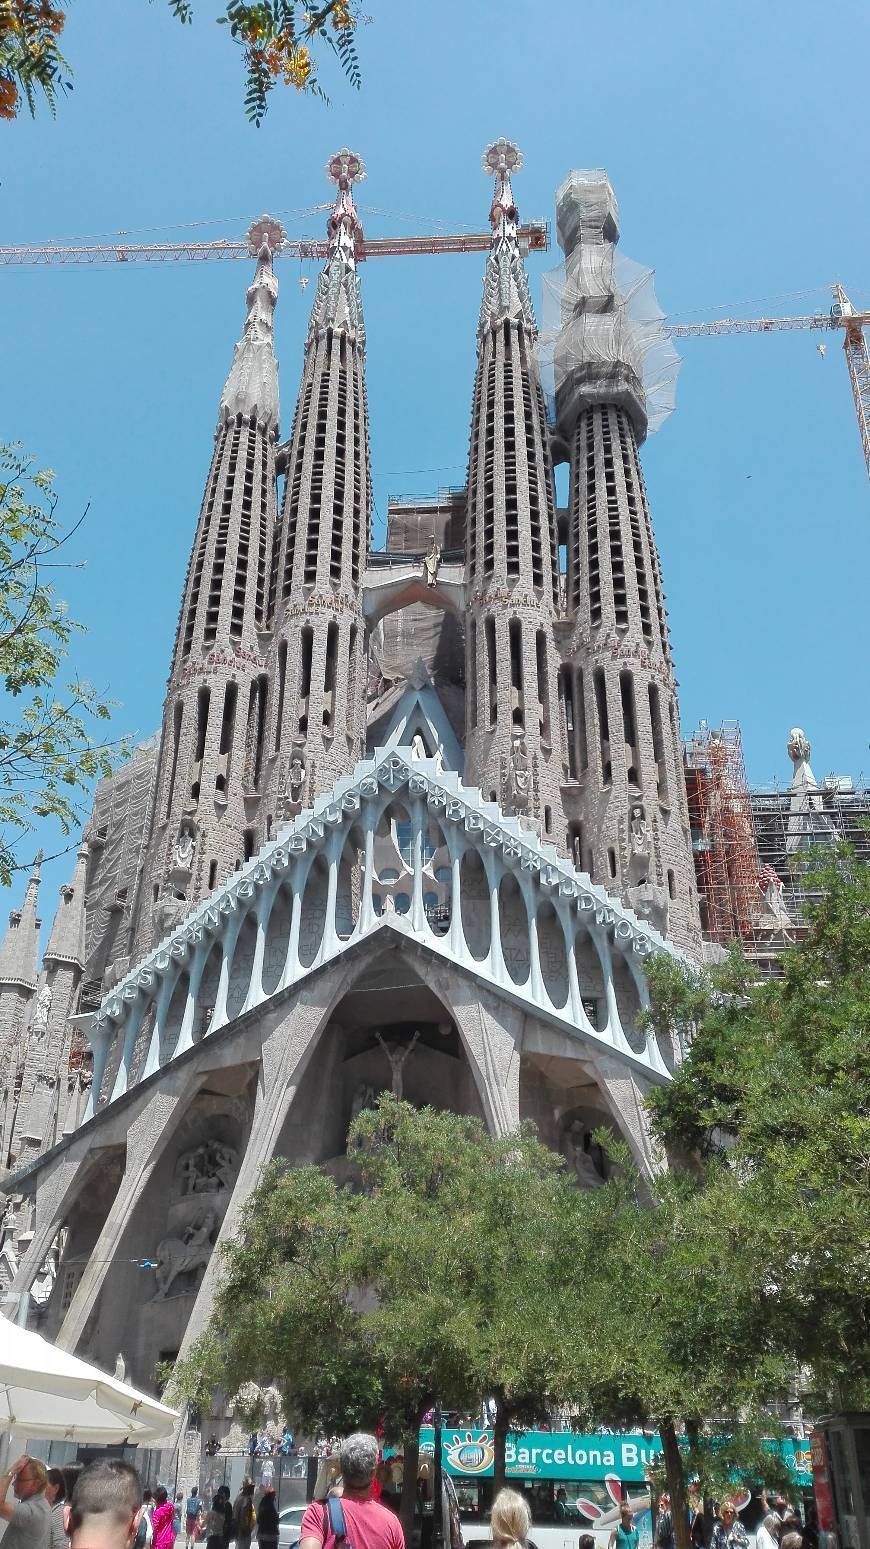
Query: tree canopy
[[1, 0, 362, 124], [171, 1099, 583, 1521], [0, 445, 128, 884]]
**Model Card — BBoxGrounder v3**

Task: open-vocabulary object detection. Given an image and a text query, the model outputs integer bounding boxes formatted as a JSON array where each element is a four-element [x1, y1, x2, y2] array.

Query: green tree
[[566, 1152, 795, 1549], [566, 847, 870, 1549], [0, 444, 128, 884], [645, 846, 870, 1408], [171, 1099, 582, 1528], [1, 0, 361, 125]]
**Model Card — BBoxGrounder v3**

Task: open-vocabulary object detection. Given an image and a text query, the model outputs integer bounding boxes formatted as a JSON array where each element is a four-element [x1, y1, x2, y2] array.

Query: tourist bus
[[416, 1427, 813, 1549]]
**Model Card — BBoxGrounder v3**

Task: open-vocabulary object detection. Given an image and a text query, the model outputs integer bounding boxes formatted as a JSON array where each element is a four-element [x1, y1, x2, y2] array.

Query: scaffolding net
[[536, 248, 681, 438]]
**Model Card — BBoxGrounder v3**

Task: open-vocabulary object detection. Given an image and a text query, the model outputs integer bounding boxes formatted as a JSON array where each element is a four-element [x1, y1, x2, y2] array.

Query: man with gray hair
[[299, 1434, 404, 1549]]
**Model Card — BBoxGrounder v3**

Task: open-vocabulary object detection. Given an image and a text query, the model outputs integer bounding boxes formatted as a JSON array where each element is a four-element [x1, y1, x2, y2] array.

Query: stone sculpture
[[560, 1118, 605, 1189], [31, 985, 52, 1035], [153, 1211, 216, 1300], [177, 1139, 238, 1197], [375, 1028, 420, 1099], [423, 534, 441, 587]]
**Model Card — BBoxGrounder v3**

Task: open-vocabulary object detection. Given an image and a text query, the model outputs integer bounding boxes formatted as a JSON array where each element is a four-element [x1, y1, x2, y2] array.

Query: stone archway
[[272, 950, 489, 1171]]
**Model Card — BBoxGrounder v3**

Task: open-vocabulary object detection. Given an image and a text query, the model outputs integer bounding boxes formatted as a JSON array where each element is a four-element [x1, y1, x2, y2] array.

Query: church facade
[[0, 146, 701, 1411]]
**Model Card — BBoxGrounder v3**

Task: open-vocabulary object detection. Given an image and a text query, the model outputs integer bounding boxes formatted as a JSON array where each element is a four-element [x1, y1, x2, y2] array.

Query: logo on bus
[[445, 1432, 495, 1474]]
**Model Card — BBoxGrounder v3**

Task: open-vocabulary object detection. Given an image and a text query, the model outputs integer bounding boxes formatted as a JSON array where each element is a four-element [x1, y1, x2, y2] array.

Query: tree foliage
[[171, 1100, 582, 1517], [1, 0, 362, 124], [0, 445, 128, 884], [644, 846, 870, 1408]]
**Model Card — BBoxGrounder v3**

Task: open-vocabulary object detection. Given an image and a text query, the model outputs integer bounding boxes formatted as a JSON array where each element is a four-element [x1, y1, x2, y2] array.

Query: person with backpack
[[185, 1493, 200, 1549], [299, 1435, 404, 1549], [231, 1485, 255, 1549]]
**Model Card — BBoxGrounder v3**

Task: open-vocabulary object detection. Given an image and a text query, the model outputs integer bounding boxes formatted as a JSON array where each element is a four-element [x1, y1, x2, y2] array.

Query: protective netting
[[536, 247, 681, 438]]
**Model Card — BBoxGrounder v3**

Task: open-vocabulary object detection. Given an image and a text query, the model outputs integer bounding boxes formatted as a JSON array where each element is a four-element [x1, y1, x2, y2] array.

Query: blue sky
[[2, 0, 869, 920]]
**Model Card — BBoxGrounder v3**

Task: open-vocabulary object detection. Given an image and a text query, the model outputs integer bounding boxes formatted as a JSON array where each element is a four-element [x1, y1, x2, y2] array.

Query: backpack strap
[[324, 1498, 349, 1548]]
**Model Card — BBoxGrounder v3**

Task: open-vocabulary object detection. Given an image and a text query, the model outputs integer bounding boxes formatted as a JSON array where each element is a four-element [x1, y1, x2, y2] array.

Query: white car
[[276, 1505, 308, 1549]]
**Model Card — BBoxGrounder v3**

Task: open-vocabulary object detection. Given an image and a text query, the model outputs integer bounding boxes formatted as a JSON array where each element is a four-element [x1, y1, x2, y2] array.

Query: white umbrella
[[0, 1316, 180, 1443]]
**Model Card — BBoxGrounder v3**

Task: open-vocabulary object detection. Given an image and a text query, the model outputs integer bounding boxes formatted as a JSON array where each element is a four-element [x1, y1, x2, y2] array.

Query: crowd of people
[[0, 1437, 813, 1549]]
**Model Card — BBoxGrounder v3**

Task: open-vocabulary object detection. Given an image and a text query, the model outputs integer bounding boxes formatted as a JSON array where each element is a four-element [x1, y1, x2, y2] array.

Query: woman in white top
[[757, 1515, 781, 1549]]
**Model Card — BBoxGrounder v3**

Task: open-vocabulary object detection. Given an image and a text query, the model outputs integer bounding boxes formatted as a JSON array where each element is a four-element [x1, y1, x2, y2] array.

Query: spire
[[307, 149, 367, 345], [219, 216, 283, 431], [44, 839, 88, 968], [478, 138, 536, 340], [0, 850, 42, 988]]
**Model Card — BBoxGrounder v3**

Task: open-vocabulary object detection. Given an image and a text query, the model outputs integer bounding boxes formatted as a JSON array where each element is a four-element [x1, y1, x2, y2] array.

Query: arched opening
[[537, 902, 569, 1009], [262, 885, 292, 995], [336, 827, 363, 941], [226, 911, 257, 1021], [574, 930, 607, 1031], [159, 972, 189, 1065], [499, 872, 529, 986], [195, 943, 222, 1040], [612, 951, 645, 1053], [299, 856, 328, 968], [460, 849, 490, 961], [273, 959, 487, 1171]]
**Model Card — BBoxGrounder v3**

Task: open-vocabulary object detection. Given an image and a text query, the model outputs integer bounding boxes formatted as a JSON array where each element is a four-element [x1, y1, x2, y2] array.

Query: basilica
[[0, 145, 699, 1423]]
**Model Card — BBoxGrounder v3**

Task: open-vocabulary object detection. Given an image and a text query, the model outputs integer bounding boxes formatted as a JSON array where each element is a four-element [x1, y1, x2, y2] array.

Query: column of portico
[[174, 955, 361, 1357], [56, 1084, 187, 1351]]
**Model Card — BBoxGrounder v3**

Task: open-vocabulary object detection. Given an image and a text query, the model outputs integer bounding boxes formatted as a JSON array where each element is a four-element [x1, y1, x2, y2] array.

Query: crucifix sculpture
[[375, 1029, 421, 1099]]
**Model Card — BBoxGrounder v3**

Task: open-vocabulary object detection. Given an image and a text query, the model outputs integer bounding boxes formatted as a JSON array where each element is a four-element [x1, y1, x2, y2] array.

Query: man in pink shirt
[[299, 1435, 404, 1549]]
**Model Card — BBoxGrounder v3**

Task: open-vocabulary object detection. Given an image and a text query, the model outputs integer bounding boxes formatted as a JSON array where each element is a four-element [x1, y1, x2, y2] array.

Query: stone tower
[[264, 149, 371, 818], [464, 140, 565, 842], [552, 171, 701, 953], [131, 220, 283, 951], [0, 852, 41, 1166], [11, 841, 88, 1166]]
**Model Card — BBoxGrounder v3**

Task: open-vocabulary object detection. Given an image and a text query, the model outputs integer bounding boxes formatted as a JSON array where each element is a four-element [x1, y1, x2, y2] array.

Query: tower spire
[[130, 227, 285, 952], [307, 148, 367, 344], [478, 138, 537, 340], [0, 850, 42, 989], [219, 216, 283, 430], [464, 142, 563, 837], [265, 149, 371, 807]]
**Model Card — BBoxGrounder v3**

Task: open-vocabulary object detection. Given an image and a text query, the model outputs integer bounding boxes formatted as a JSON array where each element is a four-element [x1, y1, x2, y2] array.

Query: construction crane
[[1, 218, 866, 479], [0, 222, 550, 267], [670, 284, 870, 480]]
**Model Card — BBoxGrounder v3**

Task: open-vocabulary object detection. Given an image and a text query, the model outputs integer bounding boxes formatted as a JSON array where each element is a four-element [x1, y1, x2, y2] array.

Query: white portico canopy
[[0, 1315, 179, 1443]]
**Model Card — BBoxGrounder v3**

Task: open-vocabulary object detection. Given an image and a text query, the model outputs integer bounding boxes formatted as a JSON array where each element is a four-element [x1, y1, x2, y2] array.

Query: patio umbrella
[[0, 1316, 180, 1444]]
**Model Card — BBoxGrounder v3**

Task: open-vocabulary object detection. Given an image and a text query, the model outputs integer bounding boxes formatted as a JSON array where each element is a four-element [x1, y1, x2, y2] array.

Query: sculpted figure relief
[[153, 1210, 216, 1299], [177, 1139, 239, 1197], [174, 826, 195, 872], [31, 984, 52, 1034], [505, 736, 530, 812], [375, 1029, 420, 1100], [423, 533, 441, 588], [560, 1118, 605, 1189]]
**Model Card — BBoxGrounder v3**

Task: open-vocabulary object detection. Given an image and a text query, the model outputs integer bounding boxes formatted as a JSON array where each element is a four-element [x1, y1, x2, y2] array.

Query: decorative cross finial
[[481, 138, 523, 178], [245, 216, 286, 258], [325, 148, 367, 189]]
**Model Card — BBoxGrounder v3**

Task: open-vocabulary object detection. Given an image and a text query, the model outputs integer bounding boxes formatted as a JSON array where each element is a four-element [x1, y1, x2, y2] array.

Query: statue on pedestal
[[423, 534, 441, 588]]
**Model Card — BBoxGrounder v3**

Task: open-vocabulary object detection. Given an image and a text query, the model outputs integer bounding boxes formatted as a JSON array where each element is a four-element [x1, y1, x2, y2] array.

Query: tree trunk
[[659, 1418, 691, 1549], [492, 1402, 509, 1496], [400, 1434, 420, 1547]]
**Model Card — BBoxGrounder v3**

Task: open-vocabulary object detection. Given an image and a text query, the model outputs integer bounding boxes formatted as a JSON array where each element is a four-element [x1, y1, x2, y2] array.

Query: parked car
[[276, 1505, 308, 1549]]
